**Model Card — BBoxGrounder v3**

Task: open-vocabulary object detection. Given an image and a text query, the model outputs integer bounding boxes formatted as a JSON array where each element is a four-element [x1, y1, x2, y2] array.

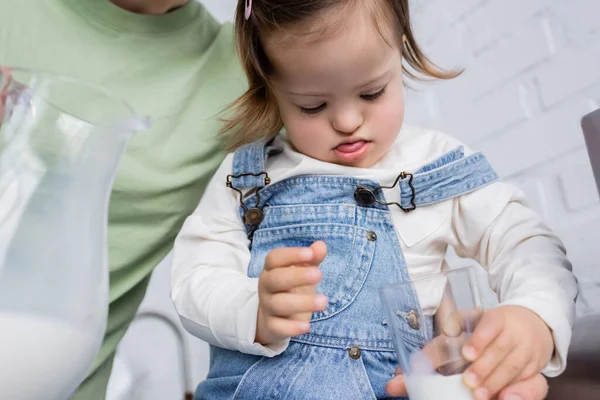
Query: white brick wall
[[405, 0, 600, 316]]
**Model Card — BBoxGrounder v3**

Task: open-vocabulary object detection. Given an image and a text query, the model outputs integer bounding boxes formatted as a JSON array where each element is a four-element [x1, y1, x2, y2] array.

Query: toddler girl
[[171, 1, 577, 399]]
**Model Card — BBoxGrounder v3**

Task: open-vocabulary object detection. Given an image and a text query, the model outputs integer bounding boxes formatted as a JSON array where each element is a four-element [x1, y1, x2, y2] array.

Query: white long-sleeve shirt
[[171, 125, 577, 377]]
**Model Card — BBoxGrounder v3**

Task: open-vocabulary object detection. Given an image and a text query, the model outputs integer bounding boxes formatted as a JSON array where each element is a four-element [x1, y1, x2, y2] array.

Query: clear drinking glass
[[379, 267, 483, 400], [0, 67, 149, 399]]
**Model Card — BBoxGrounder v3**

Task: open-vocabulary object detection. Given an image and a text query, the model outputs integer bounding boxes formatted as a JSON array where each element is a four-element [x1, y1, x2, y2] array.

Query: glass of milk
[[379, 267, 483, 400]]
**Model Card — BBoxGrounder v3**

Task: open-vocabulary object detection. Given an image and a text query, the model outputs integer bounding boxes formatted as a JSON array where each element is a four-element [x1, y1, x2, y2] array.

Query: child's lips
[[333, 140, 371, 163], [335, 140, 367, 153]]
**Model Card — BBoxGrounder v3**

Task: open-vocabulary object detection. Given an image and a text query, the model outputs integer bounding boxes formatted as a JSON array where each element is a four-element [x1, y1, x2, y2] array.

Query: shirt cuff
[[208, 278, 290, 357], [498, 299, 572, 377]]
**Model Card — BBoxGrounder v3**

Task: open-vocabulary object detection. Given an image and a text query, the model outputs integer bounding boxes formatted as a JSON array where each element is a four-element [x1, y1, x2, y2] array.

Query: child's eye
[[361, 87, 386, 101], [300, 103, 326, 115]]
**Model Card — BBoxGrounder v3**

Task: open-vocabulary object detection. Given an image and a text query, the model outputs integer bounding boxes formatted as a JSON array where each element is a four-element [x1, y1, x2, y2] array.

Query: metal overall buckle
[[354, 171, 416, 212], [226, 171, 271, 227]]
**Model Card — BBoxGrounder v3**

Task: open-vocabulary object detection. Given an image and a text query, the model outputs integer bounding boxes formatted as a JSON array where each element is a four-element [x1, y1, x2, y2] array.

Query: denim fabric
[[195, 141, 498, 400]]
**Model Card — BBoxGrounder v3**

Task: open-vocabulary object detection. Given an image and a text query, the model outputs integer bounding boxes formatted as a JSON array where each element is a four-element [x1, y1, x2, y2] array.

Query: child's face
[[265, 8, 405, 168]]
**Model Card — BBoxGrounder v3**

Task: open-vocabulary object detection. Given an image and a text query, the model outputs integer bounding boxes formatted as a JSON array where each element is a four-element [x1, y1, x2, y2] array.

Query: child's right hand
[[255, 241, 328, 345]]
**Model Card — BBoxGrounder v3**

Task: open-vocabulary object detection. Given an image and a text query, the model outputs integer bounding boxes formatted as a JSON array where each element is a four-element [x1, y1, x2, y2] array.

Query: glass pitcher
[[0, 67, 149, 399]]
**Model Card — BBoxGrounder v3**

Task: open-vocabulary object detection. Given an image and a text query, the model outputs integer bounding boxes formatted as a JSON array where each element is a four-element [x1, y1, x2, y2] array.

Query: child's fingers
[[265, 293, 328, 317], [385, 371, 407, 397], [309, 240, 328, 264], [462, 308, 505, 361], [441, 308, 484, 337], [418, 334, 470, 375], [474, 347, 529, 400], [264, 315, 310, 340], [462, 331, 517, 393], [262, 242, 326, 272], [419, 335, 456, 368], [263, 247, 314, 271], [262, 266, 322, 293]]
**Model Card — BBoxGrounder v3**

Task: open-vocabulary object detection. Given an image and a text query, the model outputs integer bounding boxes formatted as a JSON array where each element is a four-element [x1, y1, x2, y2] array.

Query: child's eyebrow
[[286, 90, 327, 97], [355, 69, 393, 90], [285, 69, 393, 97]]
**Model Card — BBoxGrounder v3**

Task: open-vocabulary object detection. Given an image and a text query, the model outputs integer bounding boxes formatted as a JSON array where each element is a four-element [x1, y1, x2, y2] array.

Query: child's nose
[[331, 108, 363, 134]]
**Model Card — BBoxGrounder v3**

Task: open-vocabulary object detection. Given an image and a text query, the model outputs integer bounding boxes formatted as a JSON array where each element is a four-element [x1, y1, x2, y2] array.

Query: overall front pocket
[[248, 222, 377, 321]]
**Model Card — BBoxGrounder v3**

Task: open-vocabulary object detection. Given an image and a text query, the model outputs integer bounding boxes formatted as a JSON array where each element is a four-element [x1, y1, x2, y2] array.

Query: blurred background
[[106, 0, 600, 399]]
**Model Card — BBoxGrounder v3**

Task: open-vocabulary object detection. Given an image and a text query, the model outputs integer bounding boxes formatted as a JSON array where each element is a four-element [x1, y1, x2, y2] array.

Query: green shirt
[[0, 1, 244, 398]]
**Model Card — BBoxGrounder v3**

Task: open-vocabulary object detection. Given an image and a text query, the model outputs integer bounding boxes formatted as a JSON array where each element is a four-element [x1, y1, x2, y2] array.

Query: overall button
[[244, 208, 264, 226], [354, 187, 376, 206], [348, 346, 361, 360], [367, 231, 377, 242]]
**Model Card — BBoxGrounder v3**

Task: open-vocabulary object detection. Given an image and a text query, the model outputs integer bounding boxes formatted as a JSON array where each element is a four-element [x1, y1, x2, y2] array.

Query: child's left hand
[[456, 305, 554, 400]]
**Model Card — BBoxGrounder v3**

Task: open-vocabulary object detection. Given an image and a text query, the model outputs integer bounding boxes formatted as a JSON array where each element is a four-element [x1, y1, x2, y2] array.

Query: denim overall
[[195, 140, 498, 400]]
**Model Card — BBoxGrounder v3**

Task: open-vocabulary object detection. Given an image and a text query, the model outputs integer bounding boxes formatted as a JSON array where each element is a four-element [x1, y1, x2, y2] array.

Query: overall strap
[[229, 139, 280, 189], [398, 147, 499, 209]]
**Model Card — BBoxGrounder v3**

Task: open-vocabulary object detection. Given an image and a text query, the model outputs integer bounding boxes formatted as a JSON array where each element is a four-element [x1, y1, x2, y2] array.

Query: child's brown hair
[[220, 0, 460, 150]]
